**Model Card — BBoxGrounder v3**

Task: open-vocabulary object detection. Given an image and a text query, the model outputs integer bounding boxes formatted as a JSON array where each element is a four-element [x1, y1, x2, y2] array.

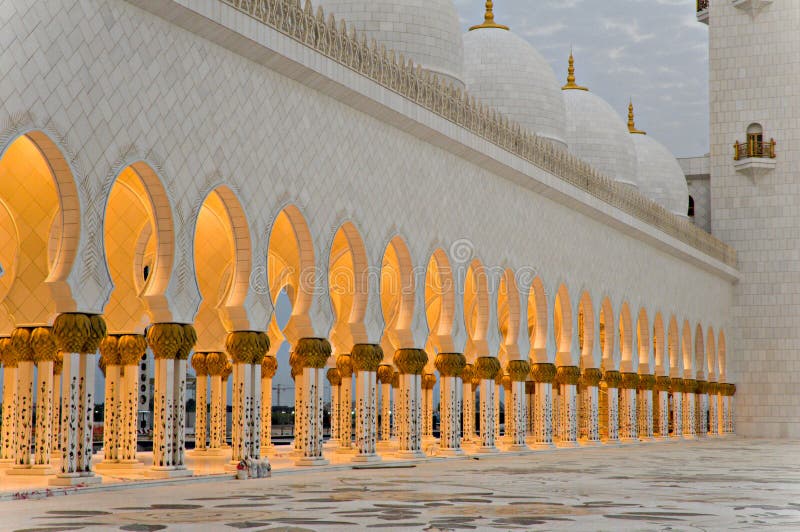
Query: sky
[[454, 0, 710, 157]]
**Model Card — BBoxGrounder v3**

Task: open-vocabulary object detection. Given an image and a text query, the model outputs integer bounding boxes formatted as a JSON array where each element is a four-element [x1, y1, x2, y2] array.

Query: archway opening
[[553, 284, 573, 366], [618, 302, 634, 372], [463, 259, 490, 362], [424, 249, 455, 356], [379, 236, 414, 354], [526, 277, 548, 361], [497, 269, 521, 362], [328, 222, 369, 354], [636, 308, 651, 374]]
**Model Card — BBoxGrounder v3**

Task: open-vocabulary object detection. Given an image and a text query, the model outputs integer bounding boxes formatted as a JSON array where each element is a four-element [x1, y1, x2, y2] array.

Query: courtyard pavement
[[0, 438, 798, 531]]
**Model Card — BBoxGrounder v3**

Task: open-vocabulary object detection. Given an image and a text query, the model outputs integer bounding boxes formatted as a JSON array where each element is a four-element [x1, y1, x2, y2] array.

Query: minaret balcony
[[696, 0, 709, 24], [733, 139, 776, 179]]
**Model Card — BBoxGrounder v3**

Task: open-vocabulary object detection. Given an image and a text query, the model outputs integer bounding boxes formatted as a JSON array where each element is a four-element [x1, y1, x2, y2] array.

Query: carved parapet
[[556, 365, 581, 386], [434, 352, 466, 377], [226, 331, 270, 365], [581, 368, 603, 387], [507, 360, 531, 382], [377, 364, 394, 384], [530, 363, 557, 384], [351, 343, 382, 372], [474, 356, 501, 380], [261, 355, 278, 379], [603, 370, 622, 388], [336, 353, 354, 378], [296, 337, 331, 368], [637, 374, 656, 391], [393, 348, 428, 375]]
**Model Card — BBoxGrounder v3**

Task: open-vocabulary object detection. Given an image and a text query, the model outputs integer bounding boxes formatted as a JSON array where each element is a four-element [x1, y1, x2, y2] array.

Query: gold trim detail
[[530, 362, 557, 383], [296, 337, 332, 369], [562, 51, 589, 91], [627, 101, 647, 135], [434, 352, 467, 377], [474, 356, 502, 380], [469, 1, 509, 31], [394, 348, 428, 375], [556, 365, 581, 385]]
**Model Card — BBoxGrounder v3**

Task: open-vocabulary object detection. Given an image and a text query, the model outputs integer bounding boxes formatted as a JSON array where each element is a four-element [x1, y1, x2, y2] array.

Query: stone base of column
[[602, 439, 622, 446], [94, 460, 144, 472], [579, 439, 602, 447], [7, 465, 55, 476], [527, 441, 556, 450], [437, 447, 464, 457], [394, 449, 426, 459], [144, 466, 194, 479], [502, 443, 531, 452], [376, 440, 395, 451], [619, 437, 640, 444], [260, 444, 277, 456], [205, 448, 227, 456], [335, 446, 356, 455], [187, 448, 209, 457], [351, 453, 382, 463], [555, 440, 580, 449], [294, 456, 329, 466], [323, 439, 339, 449], [49, 473, 102, 486], [0, 459, 13, 467], [474, 445, 500, 454]]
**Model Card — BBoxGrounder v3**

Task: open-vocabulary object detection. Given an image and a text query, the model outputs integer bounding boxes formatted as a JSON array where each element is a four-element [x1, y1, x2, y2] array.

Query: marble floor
[[0, 437, 798, 531]]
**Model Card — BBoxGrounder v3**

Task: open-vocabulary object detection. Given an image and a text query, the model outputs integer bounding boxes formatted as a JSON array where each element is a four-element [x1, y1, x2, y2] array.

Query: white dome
[[632, 133, 690, 217], [563, 89, 638, 189], [462, 28, 567, 148], [315, 0, 464, 88]]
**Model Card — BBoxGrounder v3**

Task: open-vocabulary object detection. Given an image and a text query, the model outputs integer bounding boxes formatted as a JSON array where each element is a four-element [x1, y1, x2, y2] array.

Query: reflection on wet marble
[[1, 438, 799, 531]]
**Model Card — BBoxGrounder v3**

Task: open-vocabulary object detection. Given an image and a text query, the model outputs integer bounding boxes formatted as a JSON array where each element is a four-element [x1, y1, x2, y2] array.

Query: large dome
[[315, 0, 464, 88], [463, 27, 567, 148], [562, 56, 638, 189], [627, 106, 689, 217]]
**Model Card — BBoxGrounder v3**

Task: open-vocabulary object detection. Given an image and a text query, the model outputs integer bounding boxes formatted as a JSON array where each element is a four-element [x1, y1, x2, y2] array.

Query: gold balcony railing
[[734, 138, 776, 160]]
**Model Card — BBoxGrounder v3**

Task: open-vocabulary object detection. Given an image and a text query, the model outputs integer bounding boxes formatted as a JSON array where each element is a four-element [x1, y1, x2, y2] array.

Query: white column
[[462, 380, 475, 445], [672, 389, 683, 438], [230, 363, 247, 464], [1, 365, 17, 463], [477, 379, 498, 452], [583, 385, 600, 444], [619, 386, 637, 442], [532, 382, 554, 447], [194, 374, 208, 452], [438, 375, 463, 456], [708, 385, 718, 436], [493, 380, 501, 442], [698, 387, 709, 437], [295, 366, 328, 466], [421, 374, 435, 448], [606, 386, 620, 443], [120, 365, 140, 464], [12, 360, 34, 470], [508, 380, 528, 450], [102, 364, 120, 463], [33, 360, 55, 471], [683, 389, 696, 439], [396, 373, 424, 458], [637, 388, 654, 440], [327, 380, 340, 448], [249, 363, 262, 459], [526, 383, 535, 439], [558, 383, 578, 447], [261, 375, 273, 453], [379, 382, 392, 444], [51, 351, 90, 485], [51, 368, 61, 458], [353, 369, 379, 462], [209, 374, 224, 452], [78, 351, 98, 475], [337, 371, 353, 452]]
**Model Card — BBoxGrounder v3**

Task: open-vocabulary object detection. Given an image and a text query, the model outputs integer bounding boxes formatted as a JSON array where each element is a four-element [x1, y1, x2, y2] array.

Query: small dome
[[315, 0, 464, 88], [632, 134, 690, 218], [562, 55, 637, 188], [463, 28, 568, 148]]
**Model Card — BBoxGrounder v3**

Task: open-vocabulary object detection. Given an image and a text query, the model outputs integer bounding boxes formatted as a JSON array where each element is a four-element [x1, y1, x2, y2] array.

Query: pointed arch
[[553, 284, 574, 366], [578, 291, 596, 367], [328, 221, 369, 353], [380, 235, 415, 352], [681, 319, 693, 379], [706, 326, 717, 382], [636, 308, 651, 373], [497, 268, 521, 362], [694, 323, 706, 380], [425, 248, 455, 354], [463, 258, 490, 361], [526, 276, 548, 359], [653, 312, 666, 376], [668, 315, 682, 377], [718, 330, 727, 382], [619, 301, 634, 372], [599, 297, 615, 371]]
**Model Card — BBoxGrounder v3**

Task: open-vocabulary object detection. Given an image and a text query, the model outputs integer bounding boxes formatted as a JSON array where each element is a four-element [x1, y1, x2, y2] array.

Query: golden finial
[[469, 1, 509, 31], [627, 99, 646, 135], [562, 50, 588, 91]]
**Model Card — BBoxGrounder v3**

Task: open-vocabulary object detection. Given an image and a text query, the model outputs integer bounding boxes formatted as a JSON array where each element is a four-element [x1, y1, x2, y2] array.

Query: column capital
[[146, 323, 192, 360], [261, 355, 278, 378], [31, 327, 58, 362], [530, 362, 557, 383], [118, 334, 147, 365], [670, 377, 685, 393], [296, 337, 332, 368], [602, 370, 622, 388], [393, 348, 428, 375], [52, 313, 106, 354], [391, 371, 400, 388], [655, 375, 672, 391], [620, 372, 639, 390], [99, 335, 121, 366], [434, 352, 466, 377], [326, 367, 341, 385], [555, 365, 580, 385], [695, 379, 708, 394], [336, 353, 354, 377], [205, 352, 229, 376], [637, 374, 656, 391], [581, 367, 602, 386], [226, 331, 270, 365], [191, 352, 208, 376], [0, 337, 17, 368], [421, 373, 437, 389], [507, 360, 531, 382], [460, 363, 474, 384], [473, 356, 501, 380], [377, 364, 394, 384], [351, 343, 383, 372], [683, 378, 698, 392], [11, 327, 35, 362]]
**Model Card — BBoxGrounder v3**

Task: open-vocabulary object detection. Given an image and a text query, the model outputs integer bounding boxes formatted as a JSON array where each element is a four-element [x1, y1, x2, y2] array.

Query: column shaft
[[1, 367, 17, 461], [14, 361, 34, 467], [121, 365, 139, 461], [559, 384, 578, 445], [532, 383, 553, 446], [438, 376, 462, 454], [353, 370, 378, 460], [509, 380, 528, 448], [103, 365, 120, 462], [380, 382, 392, 443], [672, 391, 683, 437], [584, 386, 600, 443], [462, 382, 475, 444], [606, 387, 620, 443], [195, 376, 207, 451], [34, 360, 55, 467], [479, 379, 496, 450]]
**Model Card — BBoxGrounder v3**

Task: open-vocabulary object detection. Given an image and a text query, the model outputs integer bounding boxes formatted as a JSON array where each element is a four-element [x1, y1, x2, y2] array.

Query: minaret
[[469, 1, 509, 31], [627, 100, 647, 135], [562, 50, 589, 91]]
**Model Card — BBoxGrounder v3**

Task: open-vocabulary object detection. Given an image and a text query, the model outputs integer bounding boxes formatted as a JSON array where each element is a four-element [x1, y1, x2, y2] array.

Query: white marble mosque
[[2, 0, 795, 493]]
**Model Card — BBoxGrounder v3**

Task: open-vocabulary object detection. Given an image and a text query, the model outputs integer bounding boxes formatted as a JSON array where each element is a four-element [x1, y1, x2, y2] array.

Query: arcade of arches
[[0, 132, 735, 486]]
